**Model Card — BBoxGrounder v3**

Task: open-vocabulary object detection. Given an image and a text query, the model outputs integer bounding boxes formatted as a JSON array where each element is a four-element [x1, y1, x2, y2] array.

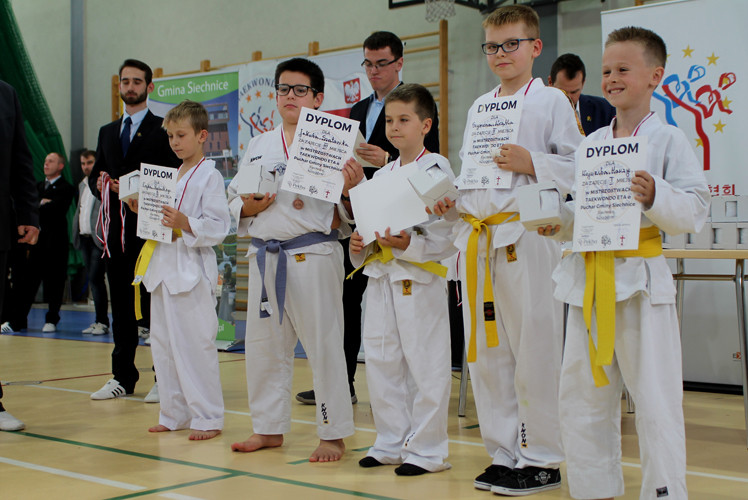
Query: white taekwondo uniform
[[143, 158, 230, 431], [350, 152, 456, 472], [554, 113, 709, 499], [453, 78, 582, 469], [227, 126, 354, 440]]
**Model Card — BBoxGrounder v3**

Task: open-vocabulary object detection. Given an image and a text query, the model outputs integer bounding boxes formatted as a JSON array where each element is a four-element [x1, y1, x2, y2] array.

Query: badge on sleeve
[[506, 244, 517, 262], [402, 279, 412, 296], [294, 253, 306, 262]]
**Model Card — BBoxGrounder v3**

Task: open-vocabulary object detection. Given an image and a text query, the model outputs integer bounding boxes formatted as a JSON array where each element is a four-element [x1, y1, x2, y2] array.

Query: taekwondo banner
[[602, 0, 746, 197], [237, 48, 374, 163]]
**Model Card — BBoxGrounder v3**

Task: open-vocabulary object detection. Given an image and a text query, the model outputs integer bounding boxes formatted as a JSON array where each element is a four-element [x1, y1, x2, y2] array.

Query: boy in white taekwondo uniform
[[128, 100, 231, 440], [227, 58, 361, 462], [434, 5, 582, 496], [347, 84, 456, 476], [540, 27, 709, 500]]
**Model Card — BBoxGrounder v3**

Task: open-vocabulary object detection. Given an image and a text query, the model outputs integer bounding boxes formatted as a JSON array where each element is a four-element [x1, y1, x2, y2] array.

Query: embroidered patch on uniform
[[506, 244, 517, 262], [484, 301, 495, 321], [402, 279, 412, 296], [520, 422, 528, 448], [656, 486, 669, 497], [320, 402, 329, 424], [294, 253, 306, 262]]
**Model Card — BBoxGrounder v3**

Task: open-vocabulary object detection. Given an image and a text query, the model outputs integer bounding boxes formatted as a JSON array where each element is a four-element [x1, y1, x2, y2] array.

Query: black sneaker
[[474, 464, 512, 490], [295, 389, 316, 405], [490, 467, 561, 496]]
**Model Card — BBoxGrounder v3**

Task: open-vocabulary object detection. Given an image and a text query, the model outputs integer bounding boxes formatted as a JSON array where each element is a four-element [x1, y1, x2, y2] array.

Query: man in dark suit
[[549, 53, 616, 136], [296, 31, 441, 406], [89, 59, 179, 400], [73, 149, 109, 335], [0, 80, 39, 431], [2, 152, 74, 334]]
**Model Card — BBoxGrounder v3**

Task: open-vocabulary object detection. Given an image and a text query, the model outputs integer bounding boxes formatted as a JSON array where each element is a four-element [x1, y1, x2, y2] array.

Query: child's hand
[[494, 144, 535, 175], [240, 193, 276, 217], [375, 227, 411, 250], [162, 205, 190, 232], [426, 197, 455, 216], [537, 224, 561, 237], [342, 158, 364, 197], [126, 198, 138, 213], [631, 170, 655, 210], [350, 231, 365, 254]]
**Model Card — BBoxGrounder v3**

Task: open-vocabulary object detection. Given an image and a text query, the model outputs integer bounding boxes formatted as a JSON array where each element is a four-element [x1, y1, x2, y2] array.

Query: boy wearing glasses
[[227, 58, 359, 462], [434, 5, 581, 495]]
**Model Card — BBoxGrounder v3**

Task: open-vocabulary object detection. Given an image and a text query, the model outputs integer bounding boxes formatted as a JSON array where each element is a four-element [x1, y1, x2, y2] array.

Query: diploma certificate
[[281, 107, 359, 203], [457, 94, 522, 190], [572, 137, 647, 252], [136, 163, 178, 244]]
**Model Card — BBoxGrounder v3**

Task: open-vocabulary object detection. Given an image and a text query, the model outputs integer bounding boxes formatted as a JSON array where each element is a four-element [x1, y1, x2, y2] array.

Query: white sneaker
[[144, 383, 159, 403], [89, 322, 110, 335], [138, 326, 150, 339], [91, 379, 128, 400], [0, 410, 25, 431], [1, 322, 14, 333], [82, 322, 96, 334], [42, 323, 56, 333]]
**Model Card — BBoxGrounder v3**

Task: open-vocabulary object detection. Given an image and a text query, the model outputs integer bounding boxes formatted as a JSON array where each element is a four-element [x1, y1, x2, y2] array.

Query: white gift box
[[118, 170, 140, 202], [711, 222, 738, 250], [661, 231, 686, 249], [711, 196, 739, 222], [408, 164, 458, 208], [517, 181, 570, 232], [235, 163, 278, 199], [737, 222, 748, 250], [685, 222, 712, 249]]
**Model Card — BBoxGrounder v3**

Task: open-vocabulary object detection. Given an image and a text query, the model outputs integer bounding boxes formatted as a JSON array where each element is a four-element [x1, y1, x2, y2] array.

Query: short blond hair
[[605, 26, 667, 68], [163, 100, 209, 133], [482, 5, 540, 39]]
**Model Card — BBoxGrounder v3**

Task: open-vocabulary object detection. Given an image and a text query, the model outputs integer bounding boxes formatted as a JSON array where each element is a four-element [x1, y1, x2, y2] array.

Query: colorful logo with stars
[[653, 45, 736, 171], [238, 75, 277, 148]]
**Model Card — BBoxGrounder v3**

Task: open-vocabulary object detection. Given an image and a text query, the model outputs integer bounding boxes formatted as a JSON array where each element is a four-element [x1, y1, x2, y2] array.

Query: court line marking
[[0, 456, 145, 491], [105, 474, 239, 500], [15, 431, 400, 500], [21, 383, 748, 483]]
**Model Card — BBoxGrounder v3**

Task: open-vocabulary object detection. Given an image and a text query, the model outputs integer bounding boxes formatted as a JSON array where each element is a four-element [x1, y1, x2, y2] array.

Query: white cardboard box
[[737, 222, 748, 249], [517, 181, 570, 232], [685, 222, 712, 249], [408, 164, 458, 208], [662, 231, 686, 249], [235, 163, 278, 198], [711, 222, 738, 249], [118, 170, 140, 202]]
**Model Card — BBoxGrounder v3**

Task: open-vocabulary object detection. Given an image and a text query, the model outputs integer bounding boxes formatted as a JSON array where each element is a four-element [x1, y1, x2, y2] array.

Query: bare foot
[[189, 429, 221, 441], [231, 433, 283, 452], [148, 424, 170, 433], [309, 438, 345, 462]]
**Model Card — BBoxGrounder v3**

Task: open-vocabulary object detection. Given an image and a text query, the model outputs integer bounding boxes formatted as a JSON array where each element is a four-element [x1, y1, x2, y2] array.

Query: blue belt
[[252, 230, 339, 323]]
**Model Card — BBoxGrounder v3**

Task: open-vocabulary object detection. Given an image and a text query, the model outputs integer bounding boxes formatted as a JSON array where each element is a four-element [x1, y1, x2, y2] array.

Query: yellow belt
[[132, 229, 182, 320], [461, 212, 519, 363], [347, 245, 448, 280], [582, 226, 662, 387]]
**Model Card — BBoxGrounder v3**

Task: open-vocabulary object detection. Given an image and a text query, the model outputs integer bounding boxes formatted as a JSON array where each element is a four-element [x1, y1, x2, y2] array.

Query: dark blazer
[[579, 94, 616, 136], [37, 177, 74, 251], [349, 83, 440, 178], [0, 81, 39, 252], [72, 179, 103, 250], [88, 110, 179, 205]]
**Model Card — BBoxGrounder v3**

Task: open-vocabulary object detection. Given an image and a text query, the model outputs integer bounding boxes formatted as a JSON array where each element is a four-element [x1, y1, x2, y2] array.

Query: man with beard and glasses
[[89, 59, 179, 401]]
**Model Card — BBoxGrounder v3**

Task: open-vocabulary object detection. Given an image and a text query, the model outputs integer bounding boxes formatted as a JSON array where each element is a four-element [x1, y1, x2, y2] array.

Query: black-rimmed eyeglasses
[[481, 38, 536, 55], [275, 84, 317, 97], [361, 58, 400, 70]]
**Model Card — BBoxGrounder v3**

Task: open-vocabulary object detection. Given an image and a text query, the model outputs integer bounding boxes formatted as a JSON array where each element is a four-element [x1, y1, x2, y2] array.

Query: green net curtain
[[0, 0, 83, 275]]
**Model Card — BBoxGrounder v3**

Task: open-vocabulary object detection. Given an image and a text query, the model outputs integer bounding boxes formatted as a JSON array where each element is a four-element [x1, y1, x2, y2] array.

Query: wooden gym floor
[[1, 311, 747, 499]]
